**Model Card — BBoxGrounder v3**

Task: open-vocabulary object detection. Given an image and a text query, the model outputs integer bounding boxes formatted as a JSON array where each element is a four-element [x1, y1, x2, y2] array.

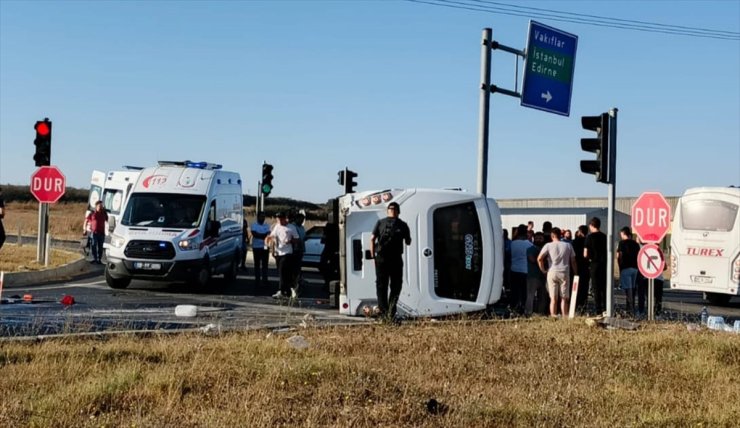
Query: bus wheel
[[704, 292, 731, 306], [105, 269, 131, 289], [224, 253, 239, 283]]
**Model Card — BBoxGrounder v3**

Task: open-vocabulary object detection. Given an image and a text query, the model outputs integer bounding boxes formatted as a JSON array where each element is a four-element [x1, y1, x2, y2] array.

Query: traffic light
[[580, 112, 610, 184], [261, 163, 274, 196], [337, 169, 345, 186], [344, 169, 358, 194], [33, 118, 52, 167]]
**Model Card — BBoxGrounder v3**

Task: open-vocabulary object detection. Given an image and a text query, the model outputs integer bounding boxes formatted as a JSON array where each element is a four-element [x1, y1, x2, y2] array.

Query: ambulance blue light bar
[[185, 161, 222, 170]]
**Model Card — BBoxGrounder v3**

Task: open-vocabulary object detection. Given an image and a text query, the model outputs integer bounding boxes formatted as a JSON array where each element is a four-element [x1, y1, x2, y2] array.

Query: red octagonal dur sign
[[631, 191, 671, 243], [30, 166, 66, 203]]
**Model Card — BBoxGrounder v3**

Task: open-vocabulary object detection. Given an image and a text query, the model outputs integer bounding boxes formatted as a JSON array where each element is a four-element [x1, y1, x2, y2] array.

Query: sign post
[[30, 166, 66, 264], [632, 192, 671, 321], [521, 21, 578, 116]]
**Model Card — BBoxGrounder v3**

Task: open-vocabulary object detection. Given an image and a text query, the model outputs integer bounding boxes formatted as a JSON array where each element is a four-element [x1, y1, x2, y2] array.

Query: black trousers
[[510, 271, 527, 312], [590, 263, 607, 314], [375, 257, 403, 318], [253, 248, 269, 285], [0, 220, 5, 250], [276, 254, 296, 296]]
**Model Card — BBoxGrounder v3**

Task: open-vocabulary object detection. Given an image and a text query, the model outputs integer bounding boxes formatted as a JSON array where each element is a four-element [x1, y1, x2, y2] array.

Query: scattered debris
[[286, 335, 309, 350], [425, 398, 448, 415], [199, 323, 221, 335], [175, 305, 197, 317], [300, 313, 316, 329], [686, 323, 702, 332]]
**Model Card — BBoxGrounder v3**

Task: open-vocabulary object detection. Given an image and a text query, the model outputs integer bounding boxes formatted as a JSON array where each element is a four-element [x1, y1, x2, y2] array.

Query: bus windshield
[[681, 199, 738, 232], [122, 193, 206, 228], [433, 202, 483, 302]]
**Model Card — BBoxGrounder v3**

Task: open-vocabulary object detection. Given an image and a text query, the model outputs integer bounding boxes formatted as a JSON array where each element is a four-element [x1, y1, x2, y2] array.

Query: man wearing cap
[[370, 202, 411, 321], [266, 212, 299, 299]]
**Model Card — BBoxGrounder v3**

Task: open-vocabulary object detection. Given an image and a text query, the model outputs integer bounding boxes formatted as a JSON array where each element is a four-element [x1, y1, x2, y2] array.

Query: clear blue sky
[[1, 0, 738, 203]]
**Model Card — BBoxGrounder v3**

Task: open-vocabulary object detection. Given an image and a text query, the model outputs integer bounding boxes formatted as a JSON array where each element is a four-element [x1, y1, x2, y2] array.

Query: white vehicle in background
[[670, 186, 740, 305], [105, 161, 243, 290], [335, 188, 504, 318], [85, 167, 143, 228]]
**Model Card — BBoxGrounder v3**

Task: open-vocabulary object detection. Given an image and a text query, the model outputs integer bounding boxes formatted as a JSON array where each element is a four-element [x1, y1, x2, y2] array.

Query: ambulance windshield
[[122, 193, 206, 228]]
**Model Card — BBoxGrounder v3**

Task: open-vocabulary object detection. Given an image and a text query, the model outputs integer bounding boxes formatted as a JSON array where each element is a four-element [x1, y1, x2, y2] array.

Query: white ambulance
[[670, 186, 740, 305], [105, 161, 243, 289], [336, 188, 504, 318], [85, 167, 142, 231]]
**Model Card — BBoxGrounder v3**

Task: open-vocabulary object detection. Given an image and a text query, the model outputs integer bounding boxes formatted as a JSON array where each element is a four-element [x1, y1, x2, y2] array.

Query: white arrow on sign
[[541, 90, 552, 103]]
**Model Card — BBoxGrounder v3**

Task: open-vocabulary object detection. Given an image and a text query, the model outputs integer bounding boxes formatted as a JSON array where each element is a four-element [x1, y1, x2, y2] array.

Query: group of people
[[504, 217, 662, 318], [242, 210, 306, 300]]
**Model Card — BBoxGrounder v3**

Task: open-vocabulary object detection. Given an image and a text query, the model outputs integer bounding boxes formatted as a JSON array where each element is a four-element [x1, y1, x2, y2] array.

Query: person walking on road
[[250, 212, 270, 287], [84, 200, 108, 264], [369, 202, 411, 322]]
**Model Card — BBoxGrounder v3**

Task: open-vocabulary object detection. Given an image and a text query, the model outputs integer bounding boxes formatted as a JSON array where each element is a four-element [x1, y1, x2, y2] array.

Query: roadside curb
[[2, 257, 101, 289]]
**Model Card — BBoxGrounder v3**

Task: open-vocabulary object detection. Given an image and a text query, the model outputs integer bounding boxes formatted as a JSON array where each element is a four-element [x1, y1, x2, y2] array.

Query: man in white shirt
[[266, 212, 298, 299]]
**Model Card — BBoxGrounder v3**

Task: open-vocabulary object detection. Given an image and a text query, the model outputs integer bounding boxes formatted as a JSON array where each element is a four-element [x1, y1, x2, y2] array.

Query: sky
[[1, 0, 738, 204]]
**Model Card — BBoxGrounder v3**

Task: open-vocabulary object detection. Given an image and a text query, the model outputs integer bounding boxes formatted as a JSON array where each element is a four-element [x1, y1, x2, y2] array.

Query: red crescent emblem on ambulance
[[142, 175, 167, 188]]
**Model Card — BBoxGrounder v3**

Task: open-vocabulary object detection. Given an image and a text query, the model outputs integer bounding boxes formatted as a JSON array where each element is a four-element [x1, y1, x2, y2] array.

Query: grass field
[[0, 243, 80, 273], [0, 319, 738, 427]]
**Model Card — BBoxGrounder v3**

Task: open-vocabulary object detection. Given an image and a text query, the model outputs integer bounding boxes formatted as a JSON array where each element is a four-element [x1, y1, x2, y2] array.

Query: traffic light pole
[[36, 203, 49, 264], [605, 108, 618, 318]]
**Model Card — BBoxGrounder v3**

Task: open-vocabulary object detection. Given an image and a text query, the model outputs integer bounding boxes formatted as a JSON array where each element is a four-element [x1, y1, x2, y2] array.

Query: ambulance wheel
[[224, 253, 239, 283], [704, 292, 731, 306], [105, 269, 131, 289], [190, 260, 211, 288]]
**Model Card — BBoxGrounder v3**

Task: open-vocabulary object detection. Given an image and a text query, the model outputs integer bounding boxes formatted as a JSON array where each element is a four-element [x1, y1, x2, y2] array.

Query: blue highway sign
[[521, 21, 578, 116]]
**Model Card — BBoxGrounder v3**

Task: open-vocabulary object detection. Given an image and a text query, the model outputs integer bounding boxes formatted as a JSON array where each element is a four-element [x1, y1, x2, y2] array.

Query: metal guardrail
[[4, 235, 82, 252]]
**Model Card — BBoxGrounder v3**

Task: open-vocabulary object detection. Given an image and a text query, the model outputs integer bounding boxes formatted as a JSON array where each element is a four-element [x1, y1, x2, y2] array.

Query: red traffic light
[[36, 121, 50, 136]]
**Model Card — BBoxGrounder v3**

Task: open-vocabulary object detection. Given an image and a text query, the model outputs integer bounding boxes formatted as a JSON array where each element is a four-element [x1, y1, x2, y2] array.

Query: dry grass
[[2, 202, 323, 242], [0, 319, 738, 427], [0, 243, 80, 272], [2, 201, 87, 241]]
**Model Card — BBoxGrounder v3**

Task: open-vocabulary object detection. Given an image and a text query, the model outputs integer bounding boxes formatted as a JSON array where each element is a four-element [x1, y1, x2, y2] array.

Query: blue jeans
[[92, 232, 105, 262], [620, 268, 638, 290]]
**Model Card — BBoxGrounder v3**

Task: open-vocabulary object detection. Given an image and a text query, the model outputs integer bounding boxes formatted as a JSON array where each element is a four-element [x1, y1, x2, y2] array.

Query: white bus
[[670, 186, 740, 305], [336, 188, 504, 318]]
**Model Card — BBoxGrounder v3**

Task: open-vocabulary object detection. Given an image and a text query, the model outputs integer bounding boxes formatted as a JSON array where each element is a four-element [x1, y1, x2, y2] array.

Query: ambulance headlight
[[178, 230, 201, 251], [110, 234, 126, 249]]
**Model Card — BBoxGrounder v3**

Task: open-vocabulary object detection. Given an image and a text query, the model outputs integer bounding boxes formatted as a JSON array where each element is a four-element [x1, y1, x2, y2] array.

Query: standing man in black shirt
[[584, 217, 607, 315], [0, 187, 6, 251], [370, 202, 411, 321]]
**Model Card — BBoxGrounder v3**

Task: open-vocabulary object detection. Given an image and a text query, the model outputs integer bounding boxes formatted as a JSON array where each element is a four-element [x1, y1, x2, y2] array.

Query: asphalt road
[[2, 263, 739, 338], [0, 265, 369, 337]]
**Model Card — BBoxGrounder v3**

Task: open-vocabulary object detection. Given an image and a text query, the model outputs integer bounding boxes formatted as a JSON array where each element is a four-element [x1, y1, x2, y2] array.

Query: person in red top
[[84, 201, 108, 264]]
